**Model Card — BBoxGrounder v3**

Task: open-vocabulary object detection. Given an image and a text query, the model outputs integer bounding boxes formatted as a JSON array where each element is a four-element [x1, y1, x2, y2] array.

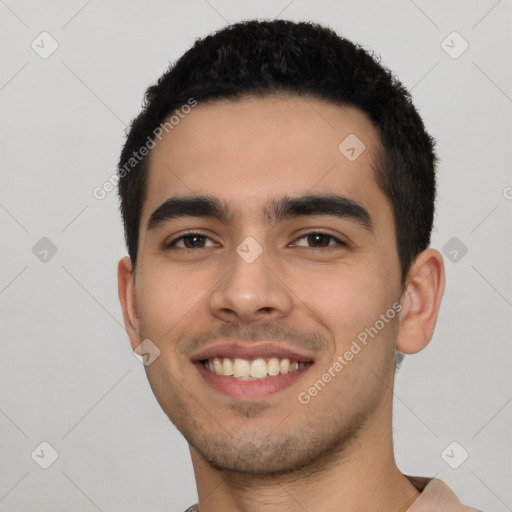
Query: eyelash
[[165, 231, 346, 250]]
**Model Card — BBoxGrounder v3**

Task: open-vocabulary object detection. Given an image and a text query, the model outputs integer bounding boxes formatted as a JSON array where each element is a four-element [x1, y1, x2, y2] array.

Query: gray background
[[0, 1, 511, 511]]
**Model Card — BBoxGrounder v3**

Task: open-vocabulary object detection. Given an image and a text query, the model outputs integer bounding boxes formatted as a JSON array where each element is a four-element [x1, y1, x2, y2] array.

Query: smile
[[192, 342, 316, 399], [203, 357, 309, 380]]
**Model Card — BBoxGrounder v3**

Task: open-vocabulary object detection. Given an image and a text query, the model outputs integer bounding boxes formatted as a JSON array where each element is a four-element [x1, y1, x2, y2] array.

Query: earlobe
[[117, 256, 141, 351], [396, 249, 445, 355]]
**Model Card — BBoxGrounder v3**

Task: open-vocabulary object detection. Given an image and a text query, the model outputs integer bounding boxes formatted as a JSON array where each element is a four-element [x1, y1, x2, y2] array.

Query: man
[[117, 19, 481, 511]]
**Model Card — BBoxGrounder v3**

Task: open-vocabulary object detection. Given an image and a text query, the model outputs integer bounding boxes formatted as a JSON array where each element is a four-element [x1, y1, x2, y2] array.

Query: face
[[124, 96, 405, 475]]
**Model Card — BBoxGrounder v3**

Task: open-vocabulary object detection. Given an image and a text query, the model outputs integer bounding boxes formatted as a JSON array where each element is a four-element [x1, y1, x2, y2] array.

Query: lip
[[190, 341, 315, 363], [190, 341, 316, 400], [194, 360, 313, 400]]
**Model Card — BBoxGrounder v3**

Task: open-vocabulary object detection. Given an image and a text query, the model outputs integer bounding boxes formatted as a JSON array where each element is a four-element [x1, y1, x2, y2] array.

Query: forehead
[[141, 96, 386, 227]]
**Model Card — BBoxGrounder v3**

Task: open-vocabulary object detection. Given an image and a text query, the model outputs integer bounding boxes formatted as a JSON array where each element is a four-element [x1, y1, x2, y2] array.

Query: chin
[[186, 412, 368, 477], [193, 434, 316, 475]]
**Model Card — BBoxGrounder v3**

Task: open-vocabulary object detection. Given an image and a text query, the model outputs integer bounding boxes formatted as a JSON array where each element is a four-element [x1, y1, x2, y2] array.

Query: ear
[[396, 249, 445, 354], [118, 256, 141, 351]]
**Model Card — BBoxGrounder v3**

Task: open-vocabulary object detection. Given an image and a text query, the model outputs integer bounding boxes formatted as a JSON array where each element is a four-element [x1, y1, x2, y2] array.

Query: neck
[[189, 396, 420, 512]]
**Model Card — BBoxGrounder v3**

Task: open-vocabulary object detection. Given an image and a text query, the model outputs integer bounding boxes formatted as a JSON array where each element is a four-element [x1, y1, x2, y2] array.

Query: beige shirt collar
[[406, 476, 483, 512]]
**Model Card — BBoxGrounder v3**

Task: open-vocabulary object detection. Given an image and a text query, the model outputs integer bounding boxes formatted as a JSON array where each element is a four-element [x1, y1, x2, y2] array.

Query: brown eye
[[294, 232, 344, 248], [168, 234, 217, 249]]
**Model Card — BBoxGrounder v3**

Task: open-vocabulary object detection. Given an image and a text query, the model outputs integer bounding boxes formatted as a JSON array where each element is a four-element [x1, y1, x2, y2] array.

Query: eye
[[167, 233, 218, 249], [293, 232, 345, 248]]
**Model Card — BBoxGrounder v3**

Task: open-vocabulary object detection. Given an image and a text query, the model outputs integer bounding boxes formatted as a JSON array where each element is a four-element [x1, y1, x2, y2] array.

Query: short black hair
[[117, 19, 436, 284]]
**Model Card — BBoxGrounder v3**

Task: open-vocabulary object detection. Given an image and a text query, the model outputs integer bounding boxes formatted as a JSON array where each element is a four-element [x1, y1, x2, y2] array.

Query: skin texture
[[118, 96, 445, 512]]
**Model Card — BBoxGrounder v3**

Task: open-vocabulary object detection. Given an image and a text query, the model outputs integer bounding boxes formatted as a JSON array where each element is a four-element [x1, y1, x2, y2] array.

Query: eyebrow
[[146, 194, 373, 232]]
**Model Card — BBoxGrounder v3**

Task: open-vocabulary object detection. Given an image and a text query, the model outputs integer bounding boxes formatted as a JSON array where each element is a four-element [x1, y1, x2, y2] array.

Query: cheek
[[288, 262, 398, 354], [289, 262, 365, 319], [137, 264, 211, 342]]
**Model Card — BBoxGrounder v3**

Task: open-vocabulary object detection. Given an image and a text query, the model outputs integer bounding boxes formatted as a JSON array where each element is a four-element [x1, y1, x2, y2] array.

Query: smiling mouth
[[202, 357, 312, 380]]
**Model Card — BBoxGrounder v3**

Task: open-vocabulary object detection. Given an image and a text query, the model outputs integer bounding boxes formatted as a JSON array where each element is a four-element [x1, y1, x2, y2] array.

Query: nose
[[208, 244, 294, 324]]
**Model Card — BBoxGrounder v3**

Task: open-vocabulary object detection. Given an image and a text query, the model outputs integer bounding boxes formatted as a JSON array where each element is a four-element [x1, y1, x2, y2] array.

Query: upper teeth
[[204, 357, 304, 380]]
